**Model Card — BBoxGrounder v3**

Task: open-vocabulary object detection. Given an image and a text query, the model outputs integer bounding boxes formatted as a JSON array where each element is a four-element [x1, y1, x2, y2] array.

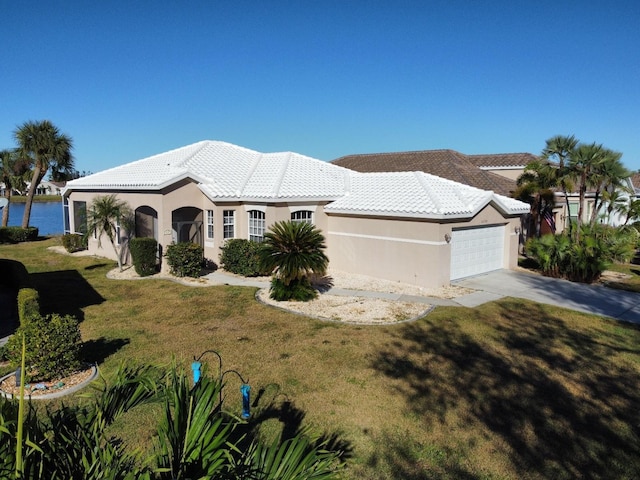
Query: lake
[[4, 201, 65, 236]]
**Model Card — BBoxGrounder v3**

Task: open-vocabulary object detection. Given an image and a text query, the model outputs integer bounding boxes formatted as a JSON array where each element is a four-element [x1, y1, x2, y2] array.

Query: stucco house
[[62, 140, 530, 289]]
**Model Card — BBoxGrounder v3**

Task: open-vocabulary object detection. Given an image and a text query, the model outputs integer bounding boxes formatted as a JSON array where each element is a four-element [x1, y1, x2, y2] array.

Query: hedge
[[130, 237, 158, 276], [0, 226, 39, 243], [165, 242, 203, 278]]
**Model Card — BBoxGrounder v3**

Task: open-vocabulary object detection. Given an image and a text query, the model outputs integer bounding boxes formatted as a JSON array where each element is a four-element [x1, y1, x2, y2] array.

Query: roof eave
[[323, 208, 474, 220]]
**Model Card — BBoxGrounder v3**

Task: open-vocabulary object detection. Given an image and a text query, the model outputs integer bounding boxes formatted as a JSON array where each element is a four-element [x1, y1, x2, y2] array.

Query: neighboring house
[[35, 180, 65, 196], [332, 149, 536, 196], [62, 141, 530, 289], [0, 180, 65, 196]]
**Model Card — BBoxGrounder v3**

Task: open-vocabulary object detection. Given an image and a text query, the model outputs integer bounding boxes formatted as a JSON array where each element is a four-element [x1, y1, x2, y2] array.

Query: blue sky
[[2, 1, 639, 174]]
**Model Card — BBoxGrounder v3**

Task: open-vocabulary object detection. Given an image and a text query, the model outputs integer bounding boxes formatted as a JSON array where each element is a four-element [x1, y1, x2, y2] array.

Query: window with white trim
[[223, 210, 235, 239], [248, 210, 265, 242], [291, 210, 313, 225], [206, 210, 214, 239]]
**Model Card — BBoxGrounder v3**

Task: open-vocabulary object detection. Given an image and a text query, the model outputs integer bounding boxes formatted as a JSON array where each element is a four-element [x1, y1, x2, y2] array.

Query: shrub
[[0, 226, 38, 243], [525, 224, 636, 283], [17, 288, 39, 324], [219, 239, 268, 277], [129, 237, 158, 276], [61, 233, 86, 253], [269, 277, 318, 301], [5, 313, 82, 382], [165, 242, 203, 278]]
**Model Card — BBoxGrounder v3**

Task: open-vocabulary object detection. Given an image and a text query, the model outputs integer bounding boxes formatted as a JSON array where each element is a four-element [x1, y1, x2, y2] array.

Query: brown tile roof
[[629, 172, 640, 194], [467, 152, 538, 168], [331, 149, 521, 196]]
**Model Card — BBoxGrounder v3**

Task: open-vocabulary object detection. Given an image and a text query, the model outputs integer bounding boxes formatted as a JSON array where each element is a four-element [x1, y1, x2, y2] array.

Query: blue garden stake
[[191, 360, 202, 384], [241, 383, 251, 419]]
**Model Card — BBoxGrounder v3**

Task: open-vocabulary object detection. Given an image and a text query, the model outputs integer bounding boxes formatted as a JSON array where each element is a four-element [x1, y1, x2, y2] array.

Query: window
[[291, 210, 313, 225], [223, 210, 235, 239], [568, 202, 579, 225], [248, 210, 265, 242], [206, 210, 214, 239]]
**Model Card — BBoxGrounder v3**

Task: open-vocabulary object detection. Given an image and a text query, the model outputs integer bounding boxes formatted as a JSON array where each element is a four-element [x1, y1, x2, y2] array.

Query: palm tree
[[13, 120, 73, 228], [588, 148, 628, 225], [86, 194, 133, 271], [0, 149, 30, 227], [515, 158, 558, 237], [568, 142, 609, 242], [621, 197, 640, 226], [542, 135, 578, 237], [259, 220, 329, 301]]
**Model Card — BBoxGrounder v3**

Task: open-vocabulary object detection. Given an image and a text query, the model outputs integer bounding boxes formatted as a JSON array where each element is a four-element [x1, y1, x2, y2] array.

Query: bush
[[17, 288, 39, 324], [269, 277, 318, 301], [525, 224, 636, 283], [0, 226, 38, 243], [5, 313, 82, 382], [165, 242, 203, 278], [130, 237, 158, 276], [219, 239, 268, 277], [61, 233, 86, 253]]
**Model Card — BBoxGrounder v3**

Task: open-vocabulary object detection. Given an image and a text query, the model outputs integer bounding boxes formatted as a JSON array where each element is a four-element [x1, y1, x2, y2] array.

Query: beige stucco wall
[[66, 185, 521, 288], [326, 204, 521, 289], [65, 187, 333, 272], [484, 167, 525, 181]]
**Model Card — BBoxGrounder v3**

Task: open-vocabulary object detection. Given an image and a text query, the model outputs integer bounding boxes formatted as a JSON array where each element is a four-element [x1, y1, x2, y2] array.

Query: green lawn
[[2, 237, 640, 479]]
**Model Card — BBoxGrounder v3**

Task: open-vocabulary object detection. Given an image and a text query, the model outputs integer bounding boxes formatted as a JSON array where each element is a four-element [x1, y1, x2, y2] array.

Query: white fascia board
[[323, 207, 475, 220]]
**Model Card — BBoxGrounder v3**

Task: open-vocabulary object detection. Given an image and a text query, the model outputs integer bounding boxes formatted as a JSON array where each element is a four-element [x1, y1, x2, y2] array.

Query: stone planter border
[[0, 364, 99, 400]]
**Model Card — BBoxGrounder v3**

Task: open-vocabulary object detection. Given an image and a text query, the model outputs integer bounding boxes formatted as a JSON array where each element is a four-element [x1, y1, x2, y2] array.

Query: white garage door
[[450, 225, 505, 280]]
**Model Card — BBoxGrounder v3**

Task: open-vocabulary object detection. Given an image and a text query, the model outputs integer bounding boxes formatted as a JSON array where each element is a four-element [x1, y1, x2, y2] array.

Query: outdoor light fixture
[[444, 233, 452, 243], [193, 350, 251, 419], [515, 227, 521, 234]]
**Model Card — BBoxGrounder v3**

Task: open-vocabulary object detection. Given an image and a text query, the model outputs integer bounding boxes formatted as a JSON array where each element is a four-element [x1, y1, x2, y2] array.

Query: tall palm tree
[[0, 149, 30, 227], [13, 120, 73, 228], [515, 158, 558, 237], [588, 148, 628, 224], [86, 195, 133, 271], [259, 220, 329, 301], [569, 142, 607, 242], [542, 135, 578, 237]]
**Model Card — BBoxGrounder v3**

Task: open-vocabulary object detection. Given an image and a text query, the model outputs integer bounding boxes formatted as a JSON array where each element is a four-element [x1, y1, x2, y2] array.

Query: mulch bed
[[0, 365, 96, 398]]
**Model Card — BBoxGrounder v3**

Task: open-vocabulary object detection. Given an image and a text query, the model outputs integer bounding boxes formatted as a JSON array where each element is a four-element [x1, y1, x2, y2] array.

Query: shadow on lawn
[[234, 386, 353, 465], [81, 337, 130, 364], [30, 269, 105, 320], [372, 300, 640, 479]]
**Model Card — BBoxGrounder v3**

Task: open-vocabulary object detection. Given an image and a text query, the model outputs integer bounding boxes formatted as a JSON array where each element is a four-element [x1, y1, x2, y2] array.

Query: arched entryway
[[135, 206, 158, 239], [172, 207, 203, 245]]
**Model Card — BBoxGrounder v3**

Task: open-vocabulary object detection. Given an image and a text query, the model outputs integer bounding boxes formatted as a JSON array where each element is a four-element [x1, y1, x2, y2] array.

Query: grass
[[2, 237, 640, 479]]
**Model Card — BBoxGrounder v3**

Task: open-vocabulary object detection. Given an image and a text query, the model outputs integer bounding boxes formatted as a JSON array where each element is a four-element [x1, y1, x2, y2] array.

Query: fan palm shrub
[[0, 361, 344, 479], [87, 194, 134, 271], [525, 224, 636, 283], [258, 221, 329, 301]]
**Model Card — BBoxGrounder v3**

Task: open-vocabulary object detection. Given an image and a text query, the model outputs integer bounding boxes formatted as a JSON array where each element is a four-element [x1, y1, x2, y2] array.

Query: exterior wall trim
[[328, 230, 447, 246]]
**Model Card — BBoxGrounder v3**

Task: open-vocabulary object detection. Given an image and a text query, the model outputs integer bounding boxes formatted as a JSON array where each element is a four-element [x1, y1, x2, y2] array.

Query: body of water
[[4, 201, 65, 235]]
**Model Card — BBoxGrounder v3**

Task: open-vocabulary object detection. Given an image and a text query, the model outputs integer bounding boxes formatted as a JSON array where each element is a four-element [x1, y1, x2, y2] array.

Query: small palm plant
[[87, 194, 134, 271], [259, 221, 329, 301]]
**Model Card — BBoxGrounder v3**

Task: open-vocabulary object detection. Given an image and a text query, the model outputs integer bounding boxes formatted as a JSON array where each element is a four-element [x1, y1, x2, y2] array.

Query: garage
[[450, 225, 505, 280]]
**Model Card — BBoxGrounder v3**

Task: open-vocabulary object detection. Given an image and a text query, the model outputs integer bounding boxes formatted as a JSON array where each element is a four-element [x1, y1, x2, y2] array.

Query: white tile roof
[[65, 140, 351, 201], [65, 140, 530, 219], [326, 171, 530, 218]]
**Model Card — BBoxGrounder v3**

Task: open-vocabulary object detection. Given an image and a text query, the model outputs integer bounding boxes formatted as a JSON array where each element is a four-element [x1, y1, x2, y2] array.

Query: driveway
[[453, 270, 640, 324]]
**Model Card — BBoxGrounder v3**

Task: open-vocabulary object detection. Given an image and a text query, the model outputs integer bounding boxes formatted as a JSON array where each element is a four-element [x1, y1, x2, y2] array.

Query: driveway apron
[[454, 270, 640, 324]]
